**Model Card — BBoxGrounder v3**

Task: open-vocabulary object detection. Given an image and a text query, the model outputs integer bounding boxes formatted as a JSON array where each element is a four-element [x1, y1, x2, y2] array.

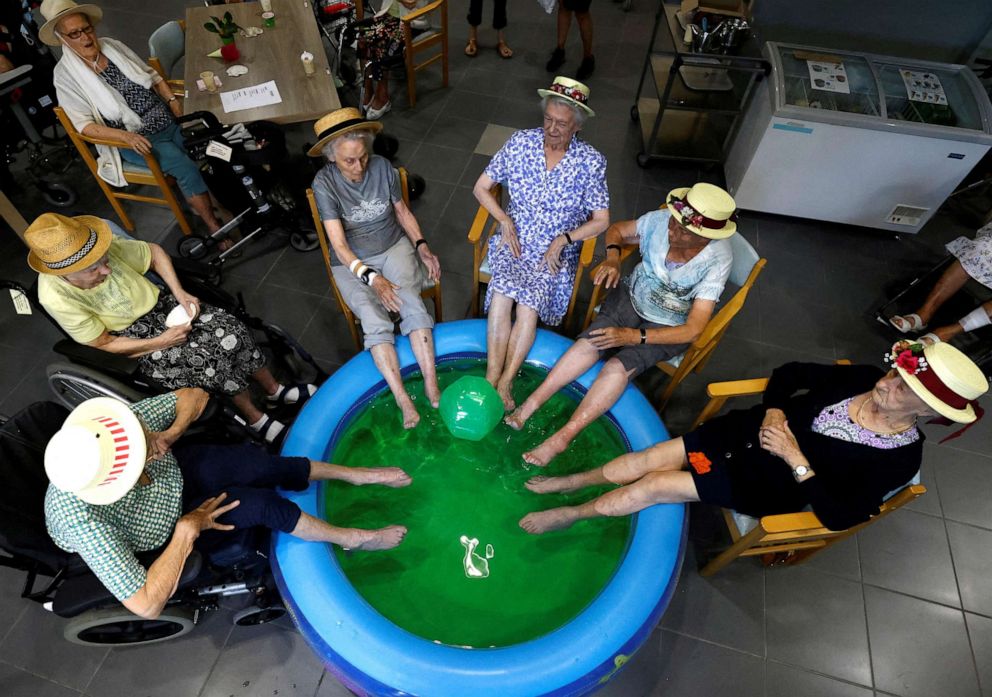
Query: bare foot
[[347, 467, 412, 488], [399, 400, 420, 429], [522, 435, 568, 467], [504, 406, 528, 430], [519, 508, 579, 534], [343, 525, 408, 551], [524, 475, 576, 494], [425, 381, 441, 409], [496, 381, 515, 412]]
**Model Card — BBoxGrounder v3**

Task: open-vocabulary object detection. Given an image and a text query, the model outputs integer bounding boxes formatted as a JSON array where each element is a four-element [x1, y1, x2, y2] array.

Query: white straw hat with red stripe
[[45, 397, 147, 505]]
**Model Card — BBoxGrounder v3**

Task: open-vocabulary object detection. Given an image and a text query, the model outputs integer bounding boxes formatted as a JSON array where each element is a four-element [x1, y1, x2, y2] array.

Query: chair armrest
[[53, 339, 142, 379], [578, 237, 596, 267], [467, 204, 492, 244], [705, 377, 770, 399], [401, 0, 445, 23], [588, 244, 636, 277], [760, 511, 829, 534], [77, 132, 133, 149]]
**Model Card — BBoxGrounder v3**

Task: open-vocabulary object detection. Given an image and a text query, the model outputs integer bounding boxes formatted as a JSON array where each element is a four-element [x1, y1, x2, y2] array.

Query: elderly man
[[506, 183, 738, 466], [44, 388, 410, 619]]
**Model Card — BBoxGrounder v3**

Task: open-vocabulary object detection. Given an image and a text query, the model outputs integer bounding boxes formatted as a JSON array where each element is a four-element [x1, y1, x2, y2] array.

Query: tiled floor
[[1, 1, 991, 696]]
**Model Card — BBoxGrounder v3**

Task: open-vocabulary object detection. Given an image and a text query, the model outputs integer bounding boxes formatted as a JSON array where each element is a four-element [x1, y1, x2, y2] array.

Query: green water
[[323, 360, 631, 648]]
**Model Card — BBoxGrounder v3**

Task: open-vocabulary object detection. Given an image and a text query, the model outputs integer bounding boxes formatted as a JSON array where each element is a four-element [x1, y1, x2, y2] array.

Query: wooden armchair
[[147, 19, 187, 94], [54, 107, 193, 236], [466, 183, 596, 332], [305, 167, 442, 352], [691, 368, 927, 576]]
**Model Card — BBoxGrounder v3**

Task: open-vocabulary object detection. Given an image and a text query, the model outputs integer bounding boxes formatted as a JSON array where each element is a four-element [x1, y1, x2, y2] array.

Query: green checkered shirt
[[45, 393, 184, 602]]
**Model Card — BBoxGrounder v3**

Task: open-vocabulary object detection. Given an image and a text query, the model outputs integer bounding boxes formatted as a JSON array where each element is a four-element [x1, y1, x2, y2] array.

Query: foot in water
[[343, 525, 408, 550], [522, 434, 568, 466], [399, 399, 420, 429], [519, 507, 580, 534], [504, 403, 533, 430], [496, 380, 515, 412], [524, 474, 578, 494], [347, 467, 412, 488]]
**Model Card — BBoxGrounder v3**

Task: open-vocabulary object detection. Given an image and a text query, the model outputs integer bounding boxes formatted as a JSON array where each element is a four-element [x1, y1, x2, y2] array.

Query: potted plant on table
[[204, 11, 242, 61]]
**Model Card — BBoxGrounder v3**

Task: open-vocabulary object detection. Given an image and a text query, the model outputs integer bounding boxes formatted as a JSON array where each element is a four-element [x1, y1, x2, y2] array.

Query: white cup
[[301, 51, 315, 76], [200, 70, 217, 93], [260, 0, 272, 11], [165, 303, 196, 328]]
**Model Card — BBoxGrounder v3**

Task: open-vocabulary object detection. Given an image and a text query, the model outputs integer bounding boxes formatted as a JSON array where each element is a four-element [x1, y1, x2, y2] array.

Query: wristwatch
[[792, 464, 809, 481]]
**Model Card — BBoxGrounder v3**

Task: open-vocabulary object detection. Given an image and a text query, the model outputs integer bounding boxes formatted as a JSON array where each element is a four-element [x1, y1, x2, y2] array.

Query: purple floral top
[[811, 397, 920, 449], [483, 128, 609, 325]]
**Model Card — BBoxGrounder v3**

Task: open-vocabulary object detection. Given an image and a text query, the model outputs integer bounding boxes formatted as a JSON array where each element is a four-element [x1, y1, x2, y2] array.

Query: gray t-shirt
[[312, 155, 405, 266]]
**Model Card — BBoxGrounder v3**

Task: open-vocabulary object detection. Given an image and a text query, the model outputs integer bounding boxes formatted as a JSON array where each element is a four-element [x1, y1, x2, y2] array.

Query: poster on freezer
[[900, 69, 947, 105], [806, 60, 850, 94]]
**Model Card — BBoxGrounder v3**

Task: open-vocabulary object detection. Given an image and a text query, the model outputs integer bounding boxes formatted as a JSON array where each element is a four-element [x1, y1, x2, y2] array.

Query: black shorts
[[562, 0, 592, 12]]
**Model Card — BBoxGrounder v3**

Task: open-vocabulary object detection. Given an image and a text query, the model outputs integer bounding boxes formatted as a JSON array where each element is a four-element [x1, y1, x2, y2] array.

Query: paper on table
[[220, 80, 282, 113]]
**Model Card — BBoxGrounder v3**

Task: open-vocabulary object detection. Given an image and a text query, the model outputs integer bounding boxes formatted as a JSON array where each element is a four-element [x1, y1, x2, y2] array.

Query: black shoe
[[576, 55, 596, 81], [546, 47, 565, 72]]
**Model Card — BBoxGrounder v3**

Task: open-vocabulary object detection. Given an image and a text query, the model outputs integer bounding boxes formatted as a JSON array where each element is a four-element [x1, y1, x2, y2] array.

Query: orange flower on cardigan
[[687, 451, 712, 475]]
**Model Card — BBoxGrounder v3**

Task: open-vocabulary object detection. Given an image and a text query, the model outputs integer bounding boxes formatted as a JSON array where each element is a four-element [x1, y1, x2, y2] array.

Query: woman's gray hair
[[541, 95, 587, 128], [321, 129, 375, 162]]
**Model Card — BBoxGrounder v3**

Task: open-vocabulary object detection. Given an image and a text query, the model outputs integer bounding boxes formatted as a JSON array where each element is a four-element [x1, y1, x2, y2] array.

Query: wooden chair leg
[[432, 281, 443, 322], [146, 159, 193, 236], [699, 524, 768, 577]]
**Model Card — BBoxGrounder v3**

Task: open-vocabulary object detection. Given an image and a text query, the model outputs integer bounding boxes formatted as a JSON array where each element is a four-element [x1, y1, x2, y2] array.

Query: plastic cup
[[262, 11, 275, 27], [200, 70, 217, 93], [260, 0, 272, 11], [301, 51, 315, 77]]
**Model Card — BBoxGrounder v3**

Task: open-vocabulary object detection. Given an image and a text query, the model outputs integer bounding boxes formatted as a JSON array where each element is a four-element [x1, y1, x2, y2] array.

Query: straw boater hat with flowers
[[667, 183, 738, 240], [307, 107, 383, 157], [25, 212, 113, 276], [45, 397, 148, 505], [537, 76, 595, 117], [39, 0, 103, 46]]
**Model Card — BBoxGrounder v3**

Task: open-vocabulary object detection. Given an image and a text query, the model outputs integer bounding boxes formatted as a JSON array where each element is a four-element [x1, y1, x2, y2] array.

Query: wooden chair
[[466, 183, 597, 333], [305, 167, 443, 352], [54, 107, 193, 236], [690, 369, 927, 576], [582, 206, 766, 410], [147, 20, 187, 93]]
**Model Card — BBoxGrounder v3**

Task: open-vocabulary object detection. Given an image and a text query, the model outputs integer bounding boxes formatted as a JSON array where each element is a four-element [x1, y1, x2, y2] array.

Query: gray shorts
[[331, 238, 434, 349], [578, 289, 690, 377]]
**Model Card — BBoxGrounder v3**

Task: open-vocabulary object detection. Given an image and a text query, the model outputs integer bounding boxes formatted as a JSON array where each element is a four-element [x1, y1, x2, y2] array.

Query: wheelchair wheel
[[290, 229, 320, 252], [63, 606, 196, 646], [47, 362, 145, 410], [233, 604, 287, 626], [178, 235, 211, 260]]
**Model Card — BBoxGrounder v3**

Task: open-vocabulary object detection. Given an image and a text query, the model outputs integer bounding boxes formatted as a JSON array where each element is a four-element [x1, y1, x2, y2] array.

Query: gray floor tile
[[442, 89, 500, 124], [314, 670, 354, 697], [408, 179, 456, 224], [459, 152, 495, 187], [197, 622, 324, 697], [765, 661, 873, 697], [905, 450, 942, 517], [965, 613, 992, 697], [946, 521, 992, 617], [933, 447, 992, 530], [765, 566, 872, 686], [858, 509, 959, 607], [802, 531, 862, 582], [256, 243, 339, 296], [0, 660, 83, 697], [0, 567, 27, 646], [423, 114, 490, 152], [865, 586, 980, 697], [473, 123, 517, 157], [406, 143, 475, 185]]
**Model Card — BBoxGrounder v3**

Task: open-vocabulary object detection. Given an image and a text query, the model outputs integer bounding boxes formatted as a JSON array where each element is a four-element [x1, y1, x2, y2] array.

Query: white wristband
[[367, 271, 378, 285], [959, 307, 992, 332], [349, 259, 362, 274]]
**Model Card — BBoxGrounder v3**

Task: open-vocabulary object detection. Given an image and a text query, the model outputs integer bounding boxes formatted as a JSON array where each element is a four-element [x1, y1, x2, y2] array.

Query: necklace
[[855, 395, 915, 436]]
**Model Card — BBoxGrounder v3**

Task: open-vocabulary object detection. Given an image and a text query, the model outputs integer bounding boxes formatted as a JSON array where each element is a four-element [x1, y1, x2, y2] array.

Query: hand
[[761, 408, 787, 431], [146, 430, 177, 461], [178, 493, 240, 535], [371, 274, 403, 313], [120, 130, 153, 156], [497, 218, 521, 258], [172, 290, 200, 322], [417, 244, 441, 282], [157, 323, 192, 349], [168, 98, 182, 119], [593, 258, 622, 288], [586, 326, 638, 350], [759, 420, 804, 465], [543, 235, 568, 275]]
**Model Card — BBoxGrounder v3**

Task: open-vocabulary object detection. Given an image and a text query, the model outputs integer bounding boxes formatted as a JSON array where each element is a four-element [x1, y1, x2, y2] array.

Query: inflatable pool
[[275, 319, 686, 696]]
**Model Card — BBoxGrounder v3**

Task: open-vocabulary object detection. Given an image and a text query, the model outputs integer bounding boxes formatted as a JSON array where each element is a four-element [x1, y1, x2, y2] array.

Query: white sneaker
[[366, 100, 391, 120]]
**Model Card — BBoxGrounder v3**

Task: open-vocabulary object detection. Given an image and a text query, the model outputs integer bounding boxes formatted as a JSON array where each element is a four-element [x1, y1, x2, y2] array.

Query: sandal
[[251, 414, 286, 444], [918, 332, 941, 346], [464, 38, 478, 57], [266, 383, 317, 406], [497, 41, 513, 59], [889, 313, 926, 334]]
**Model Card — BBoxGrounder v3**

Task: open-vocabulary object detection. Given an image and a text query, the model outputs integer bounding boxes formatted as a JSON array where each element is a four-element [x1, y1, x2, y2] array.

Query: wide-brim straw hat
[[537, 76, 595, 117], [25, 212, 112, 276], [307, 107, 383, 157], [45, 397, 147, 505], [667, 183, 738, 239], [895, 342, 989, 424], [39, 0, 103, 46]]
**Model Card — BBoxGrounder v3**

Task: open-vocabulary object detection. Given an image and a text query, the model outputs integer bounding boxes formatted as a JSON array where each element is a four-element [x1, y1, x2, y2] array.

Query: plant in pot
[[204, 11, 242, 61]]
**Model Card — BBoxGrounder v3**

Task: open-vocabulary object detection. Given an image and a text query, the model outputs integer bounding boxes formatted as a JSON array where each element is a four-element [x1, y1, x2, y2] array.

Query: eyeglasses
[[60, 24, 96, 41]]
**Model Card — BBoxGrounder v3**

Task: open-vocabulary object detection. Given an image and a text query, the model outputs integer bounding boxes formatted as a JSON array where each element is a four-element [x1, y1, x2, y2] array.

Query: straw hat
[[892, 342, 989, 424], [667, 183, 738, 240], [537, 76, 595, 117], [307, 107, 383, 157], [25, 213, 112, 276], [45, 397, 147, 505], [39, 0, 103, 46]]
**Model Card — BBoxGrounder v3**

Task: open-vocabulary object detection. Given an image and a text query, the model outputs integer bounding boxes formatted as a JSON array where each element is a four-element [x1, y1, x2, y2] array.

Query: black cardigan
[[746, 362, 924, 530]]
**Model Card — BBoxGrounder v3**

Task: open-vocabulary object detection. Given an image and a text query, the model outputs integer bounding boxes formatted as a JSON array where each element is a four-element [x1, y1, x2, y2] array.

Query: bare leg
[[231, 390, 263, 423], [291, 511, 406, 550], [309, 460, 412, 487], [520, 469, 700, 534], [525, 437, 689, 493], [187, 191, 222, 233], [914, 260, 971, 325], [575, 11, 593, 58], [362, 73, 374, 108], [486, 292, 514, 393], [506, 337, 600, 429], [370, 343, 420, 429], [370, 76, 390, 110], [556, 7, 572, 49], [929, 298, 992, 342], [523, 358, 634, 466], [253, 366, 280, 396], [408, 328, 440, 407], [495, 304, 539, 411]]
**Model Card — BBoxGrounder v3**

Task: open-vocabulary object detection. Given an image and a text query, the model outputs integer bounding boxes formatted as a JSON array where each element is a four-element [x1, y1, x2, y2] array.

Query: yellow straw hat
[[307, 107, 383, 157], [667, 183, 738, 239], [25, 212, 112, 276], [537, 76, 595, 117], [891, 341, 988, 424], [39, 0, 103, 46]]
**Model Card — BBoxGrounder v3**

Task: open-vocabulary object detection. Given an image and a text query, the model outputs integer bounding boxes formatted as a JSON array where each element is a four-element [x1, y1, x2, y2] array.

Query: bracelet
[[415, 239, 428, 250], [606, 243, 622, 255], [563, 232, 574, 245], [359, 266, 379, 286], [639, 328, 647, 345], [349, 259, 363, 274], [366, 271, 379, 286]]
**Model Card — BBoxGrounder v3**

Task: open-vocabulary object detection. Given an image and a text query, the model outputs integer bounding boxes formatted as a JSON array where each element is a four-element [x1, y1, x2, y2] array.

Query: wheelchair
[[0, 401, 287, 647]]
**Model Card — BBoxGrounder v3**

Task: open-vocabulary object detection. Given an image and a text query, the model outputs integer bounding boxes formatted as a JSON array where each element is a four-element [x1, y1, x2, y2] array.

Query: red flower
[[895, 350, 919, 373], [688, 451, 712, 475]]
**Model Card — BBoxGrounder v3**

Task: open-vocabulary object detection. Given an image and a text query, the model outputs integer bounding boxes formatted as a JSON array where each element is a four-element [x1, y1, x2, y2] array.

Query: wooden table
[[184, 0, 340, 125]]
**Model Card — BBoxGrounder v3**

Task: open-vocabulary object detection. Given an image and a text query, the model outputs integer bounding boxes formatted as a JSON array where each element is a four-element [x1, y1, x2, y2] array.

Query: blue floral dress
[[483, 128, 609, 325]]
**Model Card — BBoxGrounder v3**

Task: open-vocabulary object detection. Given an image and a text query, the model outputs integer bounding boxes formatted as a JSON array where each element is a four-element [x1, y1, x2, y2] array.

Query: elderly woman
[[40, 0, 222, 235], [309, 107, 441, 429], [472, 76, 609, 411], [520, 342, 989, 534], [507, 184, 737, 466], [25, 213, 313, 443], [357, 0, 421, 120]]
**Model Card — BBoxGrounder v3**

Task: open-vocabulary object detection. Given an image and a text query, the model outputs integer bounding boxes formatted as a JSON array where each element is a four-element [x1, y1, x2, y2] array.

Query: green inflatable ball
[[439, 376, 503, 441]]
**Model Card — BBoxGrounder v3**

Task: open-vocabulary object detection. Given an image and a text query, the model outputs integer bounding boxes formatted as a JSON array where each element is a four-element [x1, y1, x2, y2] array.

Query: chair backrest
[[726, 232, 760, 288], [147, 20, 186, 81]]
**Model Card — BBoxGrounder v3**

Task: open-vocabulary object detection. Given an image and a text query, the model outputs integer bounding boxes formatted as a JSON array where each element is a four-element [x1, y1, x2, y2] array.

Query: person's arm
[[472, 171, 520, 257], [81, 122, 153, 156], [85, 324, 191, 357], [585, 298, 716, 350], [592, 219, 641, 289], [147, 242, 200, 318], [146, 388, 210, 460], [394, 198, 440, 282], [323, 218, 404, 313], [150, 78, 182, 119], [122, 494, 239, 619], [543, 208, 610, 274]]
